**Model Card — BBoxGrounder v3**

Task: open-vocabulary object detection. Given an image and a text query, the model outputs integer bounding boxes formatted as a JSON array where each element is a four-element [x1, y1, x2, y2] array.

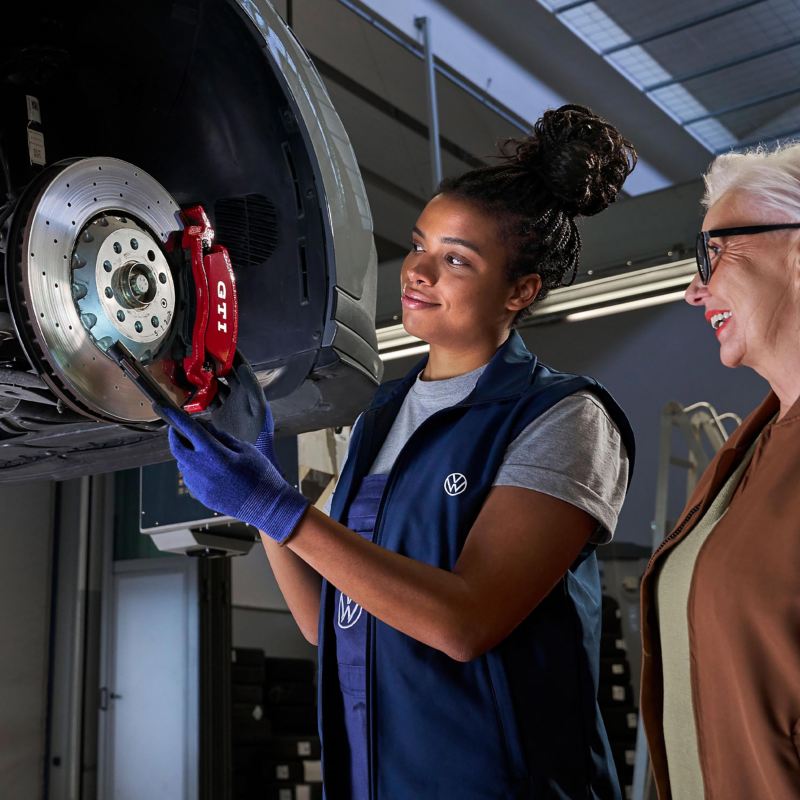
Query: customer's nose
[[684, 273, 708, 306]]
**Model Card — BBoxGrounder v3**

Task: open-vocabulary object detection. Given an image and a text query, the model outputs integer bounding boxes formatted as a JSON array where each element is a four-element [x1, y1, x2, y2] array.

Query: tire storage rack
[[599, 594, 638, 799], [231, 649, 322, 800]]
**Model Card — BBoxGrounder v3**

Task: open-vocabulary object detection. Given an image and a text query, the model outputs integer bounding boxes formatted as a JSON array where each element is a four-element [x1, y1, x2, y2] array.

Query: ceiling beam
[[601, 0, 767, 55], [645, 38, 800, 92], [682, 85, 800, 126]]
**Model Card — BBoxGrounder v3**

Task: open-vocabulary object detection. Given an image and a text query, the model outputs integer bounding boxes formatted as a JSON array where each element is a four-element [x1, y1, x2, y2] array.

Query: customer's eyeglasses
[[696, 223, 800, 284]]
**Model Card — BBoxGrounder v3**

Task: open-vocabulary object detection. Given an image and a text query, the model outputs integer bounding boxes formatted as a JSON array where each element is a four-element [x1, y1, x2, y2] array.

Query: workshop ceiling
[[280, 0, 795, 324], [538, 0, 800, 154]]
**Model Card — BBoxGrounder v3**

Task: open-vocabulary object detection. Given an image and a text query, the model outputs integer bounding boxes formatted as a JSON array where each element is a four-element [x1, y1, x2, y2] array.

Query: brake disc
[[9, 157, 190, 422]]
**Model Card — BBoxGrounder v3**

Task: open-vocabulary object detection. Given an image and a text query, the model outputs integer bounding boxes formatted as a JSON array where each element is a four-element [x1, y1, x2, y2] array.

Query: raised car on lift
[[0, 0, 381, 483]]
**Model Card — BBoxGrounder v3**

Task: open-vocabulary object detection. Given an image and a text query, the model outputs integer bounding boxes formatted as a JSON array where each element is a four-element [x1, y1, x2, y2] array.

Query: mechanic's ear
[[507, 273, 542, 313]]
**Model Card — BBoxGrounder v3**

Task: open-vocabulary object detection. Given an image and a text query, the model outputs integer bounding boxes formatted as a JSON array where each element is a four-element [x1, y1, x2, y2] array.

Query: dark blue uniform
[[319, 332, 635, 799]]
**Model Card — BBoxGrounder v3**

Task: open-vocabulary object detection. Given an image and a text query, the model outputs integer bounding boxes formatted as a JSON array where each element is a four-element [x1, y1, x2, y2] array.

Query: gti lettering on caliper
[[216, 280, 228, 333]]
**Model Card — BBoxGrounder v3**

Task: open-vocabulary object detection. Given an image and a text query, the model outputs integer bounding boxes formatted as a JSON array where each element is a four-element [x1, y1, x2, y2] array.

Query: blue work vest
[[318, 331, 635, 799]]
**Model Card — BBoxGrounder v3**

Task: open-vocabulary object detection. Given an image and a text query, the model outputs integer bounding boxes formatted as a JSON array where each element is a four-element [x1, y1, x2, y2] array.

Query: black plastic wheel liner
[[0, 0, 328, 381]]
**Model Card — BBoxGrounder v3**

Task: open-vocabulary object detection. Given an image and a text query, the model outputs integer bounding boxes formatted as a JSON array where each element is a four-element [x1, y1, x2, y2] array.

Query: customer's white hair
[[703, 141, 800, 220]]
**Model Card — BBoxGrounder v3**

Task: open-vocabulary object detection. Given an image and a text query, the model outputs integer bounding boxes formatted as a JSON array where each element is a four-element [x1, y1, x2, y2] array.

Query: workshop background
[[0, 0, 788, 798]]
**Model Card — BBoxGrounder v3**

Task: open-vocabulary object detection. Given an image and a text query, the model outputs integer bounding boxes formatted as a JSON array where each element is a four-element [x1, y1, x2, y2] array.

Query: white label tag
[[612, 663, 624, 675], [26, 95, 42, 124], [278, 790, 292, 800], [296, 787, 311, 800], [297, 740, 311, 756], [27, 129, 46, 166], [612, 685, 625, 701], [276, 764, 289, 780]]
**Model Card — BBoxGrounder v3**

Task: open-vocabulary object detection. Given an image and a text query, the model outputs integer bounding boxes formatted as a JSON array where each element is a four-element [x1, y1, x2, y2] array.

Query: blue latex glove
[[159, 406, 309, 543]]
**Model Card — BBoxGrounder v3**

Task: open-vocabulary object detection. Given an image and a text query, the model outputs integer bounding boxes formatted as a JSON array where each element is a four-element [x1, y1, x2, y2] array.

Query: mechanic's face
[[400, 194, 540, 351], [685, 189, 800, 373]]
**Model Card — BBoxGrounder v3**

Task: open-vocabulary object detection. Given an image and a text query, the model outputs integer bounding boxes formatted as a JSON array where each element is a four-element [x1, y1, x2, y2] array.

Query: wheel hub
[[72, 214, 176, 363]]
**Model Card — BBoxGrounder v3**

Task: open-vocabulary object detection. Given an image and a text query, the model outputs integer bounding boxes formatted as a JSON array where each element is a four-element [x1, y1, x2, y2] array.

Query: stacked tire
[[599, 595, 637, 799], [232, 648, 322, 800]]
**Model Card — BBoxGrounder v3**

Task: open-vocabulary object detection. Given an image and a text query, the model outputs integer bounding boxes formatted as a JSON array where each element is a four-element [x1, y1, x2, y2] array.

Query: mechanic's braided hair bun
[[520, 104, 635, 216], [438, 104, 637, 318]]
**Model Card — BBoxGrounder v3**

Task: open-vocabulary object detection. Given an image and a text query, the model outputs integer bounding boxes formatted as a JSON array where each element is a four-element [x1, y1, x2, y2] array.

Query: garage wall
[[231, 544, 316, 661], [0, 480, 55, 800]]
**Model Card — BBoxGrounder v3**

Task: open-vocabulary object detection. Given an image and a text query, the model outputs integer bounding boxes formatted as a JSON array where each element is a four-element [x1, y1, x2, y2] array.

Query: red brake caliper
[[173, 205, 239, 412]]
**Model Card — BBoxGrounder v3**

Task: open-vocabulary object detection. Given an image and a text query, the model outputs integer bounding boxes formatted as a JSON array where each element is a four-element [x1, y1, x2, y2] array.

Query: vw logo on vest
[[338, 594, 363, 629], [444, 472, 468, 496]]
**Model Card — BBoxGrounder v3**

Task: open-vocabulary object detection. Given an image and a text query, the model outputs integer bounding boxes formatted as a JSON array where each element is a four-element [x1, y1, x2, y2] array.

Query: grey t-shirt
[[327, 364, 628, 543]]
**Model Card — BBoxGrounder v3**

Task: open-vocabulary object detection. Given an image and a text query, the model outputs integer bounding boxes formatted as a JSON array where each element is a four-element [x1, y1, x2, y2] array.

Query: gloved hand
[[254, 400, 278, 464], [159, 406, 309, 544]]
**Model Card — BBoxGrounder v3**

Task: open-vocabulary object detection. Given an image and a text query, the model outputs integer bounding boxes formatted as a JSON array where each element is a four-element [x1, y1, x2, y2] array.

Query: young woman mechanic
[[164, 105, 637, 799]]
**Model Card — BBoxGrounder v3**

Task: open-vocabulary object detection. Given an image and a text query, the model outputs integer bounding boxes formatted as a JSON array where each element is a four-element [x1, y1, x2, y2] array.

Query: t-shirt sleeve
[[493, 390, 629, 544]]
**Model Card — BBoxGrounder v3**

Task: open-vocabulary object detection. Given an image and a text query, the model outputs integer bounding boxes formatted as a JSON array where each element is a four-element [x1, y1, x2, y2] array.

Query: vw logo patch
[[444, 472, 468, 496], [338, 594, 363, 629]]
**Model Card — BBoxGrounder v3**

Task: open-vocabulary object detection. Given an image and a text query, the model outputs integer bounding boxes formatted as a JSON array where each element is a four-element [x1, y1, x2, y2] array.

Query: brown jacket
[[640, 391, 800, 799]]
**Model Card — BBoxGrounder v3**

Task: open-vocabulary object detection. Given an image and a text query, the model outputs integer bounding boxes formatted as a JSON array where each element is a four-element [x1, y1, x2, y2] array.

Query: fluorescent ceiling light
[[531, 259, 694, 319], [565, 289, 686, 321], [376, 327, 420, 351], [376, 259, 695, 361], [380, 343, 429, 362]]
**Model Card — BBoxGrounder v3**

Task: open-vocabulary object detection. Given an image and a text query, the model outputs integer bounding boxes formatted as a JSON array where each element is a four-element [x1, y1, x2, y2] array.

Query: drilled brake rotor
[[10, 157, 190, 422]]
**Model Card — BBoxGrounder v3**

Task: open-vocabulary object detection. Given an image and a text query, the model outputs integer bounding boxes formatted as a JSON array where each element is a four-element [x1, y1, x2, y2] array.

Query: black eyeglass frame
[[696, 223, 800, 284]]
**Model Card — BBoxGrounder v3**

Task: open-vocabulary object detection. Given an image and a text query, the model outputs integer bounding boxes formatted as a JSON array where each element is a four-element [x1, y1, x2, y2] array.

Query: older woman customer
[[640, 143, 800, 799]]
